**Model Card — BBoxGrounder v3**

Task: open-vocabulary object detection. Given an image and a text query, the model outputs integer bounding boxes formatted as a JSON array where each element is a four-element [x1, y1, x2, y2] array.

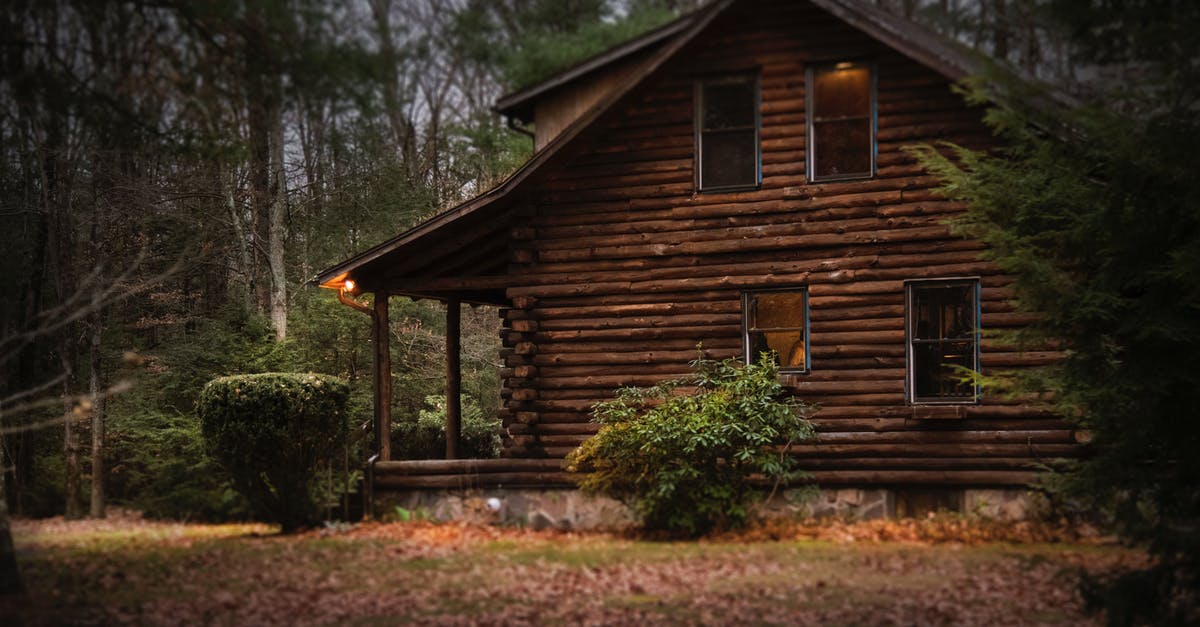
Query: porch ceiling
[[316, 197, 516, 306]]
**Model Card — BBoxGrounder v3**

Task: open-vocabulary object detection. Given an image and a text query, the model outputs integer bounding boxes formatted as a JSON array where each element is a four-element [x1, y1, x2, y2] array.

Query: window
[[696, 74, 760, 191], [742, 288, 808, 372], [905, 279, 981, 403], [807, 61, 875, 181]]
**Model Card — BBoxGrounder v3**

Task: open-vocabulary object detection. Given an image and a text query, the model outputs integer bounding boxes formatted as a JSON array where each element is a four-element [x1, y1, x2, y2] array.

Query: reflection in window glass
[[743, 289, 808, 371], [907, 280, 980, 402]]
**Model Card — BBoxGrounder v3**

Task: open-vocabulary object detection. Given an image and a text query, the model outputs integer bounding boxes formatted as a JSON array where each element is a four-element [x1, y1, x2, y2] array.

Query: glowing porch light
[[343, 279, 357, 293]]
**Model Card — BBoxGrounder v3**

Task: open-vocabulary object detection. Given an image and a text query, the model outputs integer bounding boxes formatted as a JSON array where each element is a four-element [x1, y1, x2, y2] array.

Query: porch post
[[372, 292, 392, 461], [445, 298, 462, 459]]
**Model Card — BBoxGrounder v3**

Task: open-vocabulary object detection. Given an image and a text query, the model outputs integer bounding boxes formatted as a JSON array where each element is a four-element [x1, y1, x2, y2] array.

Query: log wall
[[497, 0, 1077, 487]]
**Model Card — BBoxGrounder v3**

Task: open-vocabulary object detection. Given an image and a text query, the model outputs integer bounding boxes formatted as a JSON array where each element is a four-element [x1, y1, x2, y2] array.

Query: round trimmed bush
[[198, 373, 349, 532]]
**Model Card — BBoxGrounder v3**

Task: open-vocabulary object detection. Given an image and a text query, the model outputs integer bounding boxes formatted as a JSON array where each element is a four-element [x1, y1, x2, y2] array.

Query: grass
[[3, 514, 1144, 626]]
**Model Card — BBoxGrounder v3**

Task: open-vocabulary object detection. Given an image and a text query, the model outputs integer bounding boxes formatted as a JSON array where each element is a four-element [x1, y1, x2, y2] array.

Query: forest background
[[0, 0, 1178, 524]]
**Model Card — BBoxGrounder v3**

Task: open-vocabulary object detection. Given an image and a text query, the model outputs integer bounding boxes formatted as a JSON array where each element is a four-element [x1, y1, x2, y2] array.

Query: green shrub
[[107, 410, 248, 521], [392, 394, 501, 459], [566, 355, 817, 536], [198, 373, 349, 532]]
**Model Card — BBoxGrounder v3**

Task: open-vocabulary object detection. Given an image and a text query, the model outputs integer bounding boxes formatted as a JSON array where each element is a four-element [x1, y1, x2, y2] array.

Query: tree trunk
[[225, 166, 255, 313], [268, 98, 288, 342], [0, 444, 22, 595], [62, 352, 83, 520], [88, 312, 105, 519]]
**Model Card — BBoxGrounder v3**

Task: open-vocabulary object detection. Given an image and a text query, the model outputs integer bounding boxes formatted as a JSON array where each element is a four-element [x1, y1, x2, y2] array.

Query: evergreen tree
[[910, 1, 1200, 622]]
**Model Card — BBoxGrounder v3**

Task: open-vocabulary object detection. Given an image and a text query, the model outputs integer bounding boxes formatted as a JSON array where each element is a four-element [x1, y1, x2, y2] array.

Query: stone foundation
[[376, 488, 634, 530], [372, 486, 1035, 529]]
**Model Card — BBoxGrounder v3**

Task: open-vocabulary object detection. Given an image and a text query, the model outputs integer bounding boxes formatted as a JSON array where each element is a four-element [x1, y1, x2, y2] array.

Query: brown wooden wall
[[497, 0, 1076, 487]]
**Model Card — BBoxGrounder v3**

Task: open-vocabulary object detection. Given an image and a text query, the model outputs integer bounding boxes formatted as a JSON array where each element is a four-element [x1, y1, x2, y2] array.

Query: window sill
[[777, 372, 809, 386], [698, 183, 760, 194], [907, 403, 976, 419], [807, 172, 874, 184]]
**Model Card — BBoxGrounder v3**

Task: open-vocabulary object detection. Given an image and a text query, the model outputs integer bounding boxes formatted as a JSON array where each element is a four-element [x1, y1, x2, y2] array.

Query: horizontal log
[[533, 337, 740, 354], [374, 459, 563, 475], [523, 238, 984, 280], [809, 429, 1073, 445], [506, 260, 1014, 300], [512, 250, 994, 295], [373, 472, 576, 489], [539, 290, 741, 308], [534, 324, 743, 343], [535, 313, 741, 331], [513, 300, 737, 321], [810, 417, 1070, 432], [537, 374, 687, 390], [534, 196, 947, 249], [531, 348, 739, 366], [797, 457, 1045, 471], [529, 423, 600, 436], [531, 224, 960, 266], [790, 380, 901, 394]]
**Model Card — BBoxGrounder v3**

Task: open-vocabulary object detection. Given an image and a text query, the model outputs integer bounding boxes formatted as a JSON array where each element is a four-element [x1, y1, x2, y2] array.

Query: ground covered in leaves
[[5, 511, 1144, 626]]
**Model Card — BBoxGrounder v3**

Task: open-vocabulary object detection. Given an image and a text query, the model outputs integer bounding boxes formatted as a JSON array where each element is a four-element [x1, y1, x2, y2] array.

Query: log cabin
[[316, 0, 1078, 521]]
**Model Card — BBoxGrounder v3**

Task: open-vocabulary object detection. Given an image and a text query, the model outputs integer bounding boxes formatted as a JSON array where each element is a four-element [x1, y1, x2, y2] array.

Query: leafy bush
[[198, 373, 349, 532], [566, 355, 816, 536], [392, 394, 501, 459]]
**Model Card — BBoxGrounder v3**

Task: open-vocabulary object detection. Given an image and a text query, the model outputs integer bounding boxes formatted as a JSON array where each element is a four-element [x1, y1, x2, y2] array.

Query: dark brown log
[[534, 324, 743, 343], [373, 472, 576, 489], [798, 457, 1047, 470], [375, 458, 563, 475]]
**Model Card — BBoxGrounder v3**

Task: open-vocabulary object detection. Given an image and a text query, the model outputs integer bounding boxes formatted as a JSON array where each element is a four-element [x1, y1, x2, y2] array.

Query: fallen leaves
[[713, 512, 1111, 545], [5, 513, 1147, 626]]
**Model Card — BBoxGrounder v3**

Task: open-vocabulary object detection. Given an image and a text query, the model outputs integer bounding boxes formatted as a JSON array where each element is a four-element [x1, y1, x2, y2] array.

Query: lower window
[[742, 288, 809, 372], [905, 279, 980, 403]]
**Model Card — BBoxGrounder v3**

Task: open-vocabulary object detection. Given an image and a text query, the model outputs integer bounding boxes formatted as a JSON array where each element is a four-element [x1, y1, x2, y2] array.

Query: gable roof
[[313, 0, 985, 302]]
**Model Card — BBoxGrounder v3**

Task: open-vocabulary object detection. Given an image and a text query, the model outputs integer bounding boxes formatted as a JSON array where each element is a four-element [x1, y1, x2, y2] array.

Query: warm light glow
[[834, 61, 855, 70], [343, 279, 357, 293]]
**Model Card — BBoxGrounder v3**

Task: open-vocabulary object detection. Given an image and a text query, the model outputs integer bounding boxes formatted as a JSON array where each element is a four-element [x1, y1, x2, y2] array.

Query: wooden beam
[[446, 298, 462, 459], [372, 293, 392, 462], [382, 276, 514, 292]]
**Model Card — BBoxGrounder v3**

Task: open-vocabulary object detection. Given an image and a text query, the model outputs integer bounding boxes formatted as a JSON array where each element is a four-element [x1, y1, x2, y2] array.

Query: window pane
[[749, 330, 806, 370], [701, 130, 756, 188], [703, 81, 755, 130], [908, 280, 978, 402], [813, 65, 871, 119], [813, 119, 872, 178], [912, 284, 975, 339], [751, 291, 806, 329], [913, 341, 974, 398], [745, 290, 807, 371]]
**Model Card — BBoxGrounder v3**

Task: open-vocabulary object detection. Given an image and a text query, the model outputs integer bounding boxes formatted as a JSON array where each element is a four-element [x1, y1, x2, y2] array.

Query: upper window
[[905, 279, 981, 404], [742, 288, 808, 372], [807, 61, 876, 182], [696, 74, 760, 191]]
